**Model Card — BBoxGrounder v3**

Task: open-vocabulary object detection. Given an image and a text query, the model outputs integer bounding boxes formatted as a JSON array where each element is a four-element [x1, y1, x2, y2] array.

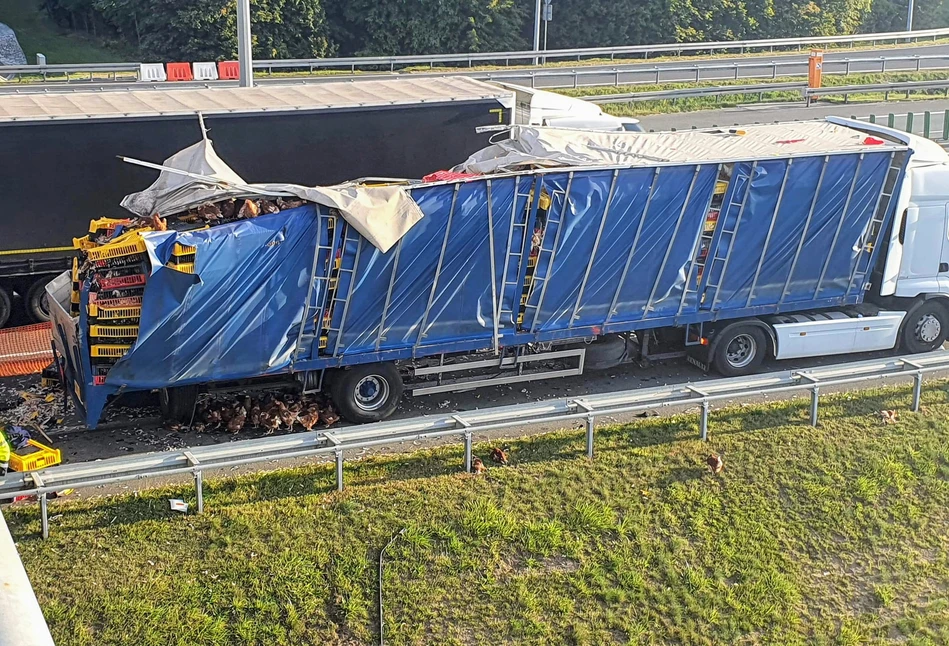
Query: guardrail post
[[39, 494, 48, 540], [335, 450, 344, 492], [888, 113, 896, 127], [906, 112, 915, 133], [869, 113, 877, 123], [700, 399, 710, 441], [463, 432, 473, 472], [810, 386, 820, 426], [913, 371, 923, 412], [943, 110, 949, 140], [586, 416, 595, 459], [184, 450, 203, 514], [924, 111, 932, 137]]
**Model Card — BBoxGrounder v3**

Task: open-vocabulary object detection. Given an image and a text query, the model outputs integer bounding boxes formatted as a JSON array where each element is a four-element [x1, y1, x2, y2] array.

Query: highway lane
[[634, 97, 949, 132], [2, 43, 949, 95]]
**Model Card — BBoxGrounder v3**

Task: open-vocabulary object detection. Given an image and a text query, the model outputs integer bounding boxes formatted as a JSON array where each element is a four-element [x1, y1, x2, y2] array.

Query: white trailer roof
[[457, 120, 909, 173], [0, 76, 511, 123]]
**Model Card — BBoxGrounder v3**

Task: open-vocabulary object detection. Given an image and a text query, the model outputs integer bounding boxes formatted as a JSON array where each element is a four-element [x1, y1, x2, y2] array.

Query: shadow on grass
[[9, 381, 944, 539]]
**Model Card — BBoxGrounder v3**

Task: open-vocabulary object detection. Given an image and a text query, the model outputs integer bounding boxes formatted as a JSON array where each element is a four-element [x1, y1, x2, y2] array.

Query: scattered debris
[[880, 409, 899, 424], [706, 453, 724, 474], [471, 457, 487, 474], [0, 384, 65, 430]]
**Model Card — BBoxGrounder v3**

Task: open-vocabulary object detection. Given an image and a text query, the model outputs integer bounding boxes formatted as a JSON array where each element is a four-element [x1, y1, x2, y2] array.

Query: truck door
[[899, 204, 949, 295]]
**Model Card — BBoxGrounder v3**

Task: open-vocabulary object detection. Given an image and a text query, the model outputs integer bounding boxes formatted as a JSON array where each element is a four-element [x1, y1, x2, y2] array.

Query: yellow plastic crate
[[73, 236, 97, 250], [86, 234, 148, 261], [715, 180, 728, 195], [70, 291, 81, 304], [527, 255, 537, 269], [88, 217, 131, 234], [166, 262, 195, 274], [90, 325, 139, 338], [90, 344, 131, 358], [172, 243, 197, 256], [319, 335, 328, 349], [88, 303, 142, 321], [10, 440, 62, 472]]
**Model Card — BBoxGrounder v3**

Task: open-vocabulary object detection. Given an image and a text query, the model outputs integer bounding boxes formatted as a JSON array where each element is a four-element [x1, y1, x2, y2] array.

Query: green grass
[[8, 381, 949, 645], [557, 71, 949, 117], [0, 0, 128, 64]]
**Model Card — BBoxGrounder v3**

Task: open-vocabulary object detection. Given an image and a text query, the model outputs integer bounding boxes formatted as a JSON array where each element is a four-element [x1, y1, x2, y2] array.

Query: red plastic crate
[[97, 273, 147, 291]]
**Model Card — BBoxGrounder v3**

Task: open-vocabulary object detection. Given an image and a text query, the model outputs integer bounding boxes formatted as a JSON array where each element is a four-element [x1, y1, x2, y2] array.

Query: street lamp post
[[236, 0, 253, 87], [907, 0, 914, 31], [533, 0, 542, 65]]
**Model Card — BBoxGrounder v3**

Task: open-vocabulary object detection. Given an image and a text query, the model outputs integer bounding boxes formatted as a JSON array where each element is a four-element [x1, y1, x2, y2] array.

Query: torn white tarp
[[120, 139, 423, 253], [455, 122, 905, 174]]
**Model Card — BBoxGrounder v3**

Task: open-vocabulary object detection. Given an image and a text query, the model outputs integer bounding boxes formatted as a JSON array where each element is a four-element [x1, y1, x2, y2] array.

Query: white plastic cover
[[456, 122, 906, 174], [120, 139, 423, 253]]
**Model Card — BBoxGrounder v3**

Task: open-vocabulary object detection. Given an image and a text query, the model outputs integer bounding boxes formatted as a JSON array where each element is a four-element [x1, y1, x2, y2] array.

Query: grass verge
[[559, 71, 949, 116], [7, 381, 949, 645], [0, 0, 129, 63]]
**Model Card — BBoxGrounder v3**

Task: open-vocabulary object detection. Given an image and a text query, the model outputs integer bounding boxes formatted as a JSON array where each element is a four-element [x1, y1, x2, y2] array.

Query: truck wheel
[[330, 362, 403, 424], [0, 286, 10, 328], [25, 276, 55, 323], [712, 325, 767, 377], [902, 301, 949, 353], [159, 385, 200, 423]]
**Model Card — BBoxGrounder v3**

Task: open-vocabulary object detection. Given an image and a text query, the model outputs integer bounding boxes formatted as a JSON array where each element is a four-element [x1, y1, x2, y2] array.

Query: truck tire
[[159, 385, 200, 424], [712, 325, 767, 377], [0, 285, 10, 329], [25, 276, 55, 323], [901, 300, 949, 353], [330, 362, 403, 424]]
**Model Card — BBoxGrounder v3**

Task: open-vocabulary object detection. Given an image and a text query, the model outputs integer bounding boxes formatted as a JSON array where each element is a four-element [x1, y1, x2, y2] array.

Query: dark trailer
[[0, 77, 513, 326]]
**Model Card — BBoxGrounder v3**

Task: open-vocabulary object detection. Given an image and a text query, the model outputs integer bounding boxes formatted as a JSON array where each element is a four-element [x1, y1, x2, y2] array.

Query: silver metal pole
[[810, 386, 820, 426], [236, 0, 254, 87], [533, 0, 542, 64], [912, 371, 922, 412], [0, 509, 55, 646], [336, 450, 344, 491], [585, 416, 594, 458], [907, 0, 915, 31]]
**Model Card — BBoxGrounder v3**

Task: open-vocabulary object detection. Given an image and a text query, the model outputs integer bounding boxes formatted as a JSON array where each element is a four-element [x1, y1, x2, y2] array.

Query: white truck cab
[[495, 82, 643, 132]]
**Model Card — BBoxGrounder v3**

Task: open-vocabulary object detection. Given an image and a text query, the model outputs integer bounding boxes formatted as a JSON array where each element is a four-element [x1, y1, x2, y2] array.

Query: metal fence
[[2, 350, 948, 539], [2, 28, 948, 86], [861, 110, 949, 140]]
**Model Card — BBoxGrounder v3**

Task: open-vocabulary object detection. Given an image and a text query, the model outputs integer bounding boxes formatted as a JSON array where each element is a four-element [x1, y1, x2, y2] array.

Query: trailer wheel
[[712, 325, 767, 376], [159, 385, 200, 423], [331, 363, 403, 424], [25, 276, 55, 323], [0, 285, 10, 328], [902, 300, 949, 353]]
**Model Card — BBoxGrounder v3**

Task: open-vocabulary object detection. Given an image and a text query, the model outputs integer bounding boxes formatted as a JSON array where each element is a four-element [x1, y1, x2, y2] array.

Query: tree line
[[41, 0, 949, 62]]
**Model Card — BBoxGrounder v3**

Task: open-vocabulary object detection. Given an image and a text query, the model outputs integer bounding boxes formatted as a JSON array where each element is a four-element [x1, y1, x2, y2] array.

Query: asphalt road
[[3, 42, 949, 95], [0, 343, 928, 469], [635, 97, 949, 131]]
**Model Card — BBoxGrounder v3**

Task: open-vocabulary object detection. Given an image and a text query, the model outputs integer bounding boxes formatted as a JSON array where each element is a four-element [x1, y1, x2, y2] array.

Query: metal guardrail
[[804, 78, 949, 104], [583, 81, 807, 103], [1, 28, 948, 85], [3, 351, 948, 539], [584, 77, 949, 105], [0, 510, 54, 646], [473, 54, 949, 90], [254, 27, 949, 71]]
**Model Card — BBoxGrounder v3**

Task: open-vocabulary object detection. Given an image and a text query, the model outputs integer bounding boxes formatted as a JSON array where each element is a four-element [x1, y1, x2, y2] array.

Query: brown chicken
[[706, 453, 724, 474], [238, 199, 260, 219], [227, 407, 247, 433], [489, 447, 509, 465], [148, 213, 168, 231], [248, 403, 262, 428], [273, 400, 298, 428], [471, 457, 487, 474], [321, 404, 340, 427], [298, 405, 322, 431], [880, 409, 899, 424]]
